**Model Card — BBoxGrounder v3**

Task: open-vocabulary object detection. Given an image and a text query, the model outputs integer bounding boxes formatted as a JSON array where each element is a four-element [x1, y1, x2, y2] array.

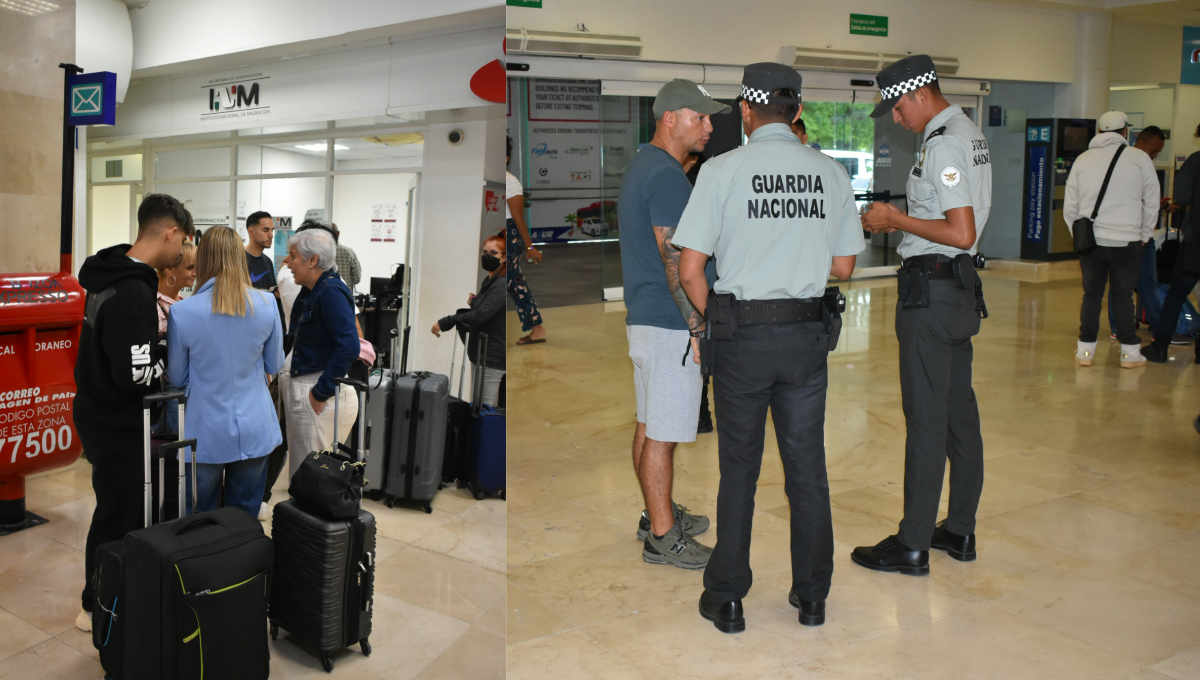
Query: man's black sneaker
[[788, 589, 826, 626], [1171, 333, 1193, 345], [1143, 342, 1169, 363], [930, 520, 977, 562], [851, 535, 930, 576], [699, 590, 744, 634], [697, 418, 714, 434], [636, 503, 709, 541]]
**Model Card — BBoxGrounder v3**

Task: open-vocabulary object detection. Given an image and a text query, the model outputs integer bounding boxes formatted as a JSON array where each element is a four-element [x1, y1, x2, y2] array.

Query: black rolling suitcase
[[94, 391, 273, 680], [270, 378, 375, 673], [442, 329, 472, 489]]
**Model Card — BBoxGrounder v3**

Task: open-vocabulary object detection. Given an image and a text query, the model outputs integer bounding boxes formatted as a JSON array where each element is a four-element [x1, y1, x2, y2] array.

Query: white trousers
[[280, 371, 359, 480]]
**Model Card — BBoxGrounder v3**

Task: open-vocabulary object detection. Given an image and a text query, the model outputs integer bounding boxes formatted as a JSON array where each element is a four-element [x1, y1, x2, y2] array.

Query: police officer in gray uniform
[[854, 55, 992, 576], [674, 62, 864, 633]]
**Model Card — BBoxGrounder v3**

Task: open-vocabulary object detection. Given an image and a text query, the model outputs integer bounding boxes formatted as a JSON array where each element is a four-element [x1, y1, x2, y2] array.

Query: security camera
[[448, 129, 464, 146]]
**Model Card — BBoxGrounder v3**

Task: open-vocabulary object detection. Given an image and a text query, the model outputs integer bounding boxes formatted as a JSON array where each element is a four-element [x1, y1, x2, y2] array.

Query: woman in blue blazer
[[167, 226, 284, 517]]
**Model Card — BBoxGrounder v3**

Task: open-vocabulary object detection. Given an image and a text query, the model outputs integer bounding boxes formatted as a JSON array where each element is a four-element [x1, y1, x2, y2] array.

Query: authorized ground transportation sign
[[850, 14, 888, 37]]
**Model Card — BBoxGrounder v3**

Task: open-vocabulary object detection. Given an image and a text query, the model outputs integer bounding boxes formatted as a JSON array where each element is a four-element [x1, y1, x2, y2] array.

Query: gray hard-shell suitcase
[[361, 370, 394, 496], [362, 329, 403, 497], [382, 371, 449, 513], [270, 378, 375, 674]]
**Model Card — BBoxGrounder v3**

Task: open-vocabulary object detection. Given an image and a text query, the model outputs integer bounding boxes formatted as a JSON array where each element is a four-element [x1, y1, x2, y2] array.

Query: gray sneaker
[[636, 503, 710, 541], [642, 521, 712, 569]]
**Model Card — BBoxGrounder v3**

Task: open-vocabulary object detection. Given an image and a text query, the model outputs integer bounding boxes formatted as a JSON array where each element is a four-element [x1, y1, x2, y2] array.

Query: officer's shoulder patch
[[940, 166, 961, 187], [926, 126, 947, 142]]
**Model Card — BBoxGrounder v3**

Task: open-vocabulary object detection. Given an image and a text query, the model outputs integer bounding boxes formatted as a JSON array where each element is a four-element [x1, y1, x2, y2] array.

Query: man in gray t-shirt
[[617, 79, 730, 572]]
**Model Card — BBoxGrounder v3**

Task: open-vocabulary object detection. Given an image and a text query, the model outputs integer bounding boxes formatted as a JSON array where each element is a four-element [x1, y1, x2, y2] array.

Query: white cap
[[1098, 111, 1129, 133]]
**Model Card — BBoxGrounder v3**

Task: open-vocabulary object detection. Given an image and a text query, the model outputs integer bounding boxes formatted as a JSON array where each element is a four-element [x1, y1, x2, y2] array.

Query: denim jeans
[[1108, 237, 1159, 334], [185, 456, 270, 519]]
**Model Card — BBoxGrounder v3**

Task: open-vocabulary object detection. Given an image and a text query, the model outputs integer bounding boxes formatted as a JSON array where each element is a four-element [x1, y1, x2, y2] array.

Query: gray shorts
[[628, 325, 702, 443]]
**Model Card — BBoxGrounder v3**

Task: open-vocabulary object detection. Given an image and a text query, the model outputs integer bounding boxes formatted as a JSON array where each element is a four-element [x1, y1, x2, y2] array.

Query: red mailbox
[[0, 63, 90, 534], [0, 268, 85, 531]]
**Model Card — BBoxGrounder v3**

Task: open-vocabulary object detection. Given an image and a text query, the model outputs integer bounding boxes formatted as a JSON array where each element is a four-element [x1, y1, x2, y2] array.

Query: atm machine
[[1020, 118, 1096, 261]]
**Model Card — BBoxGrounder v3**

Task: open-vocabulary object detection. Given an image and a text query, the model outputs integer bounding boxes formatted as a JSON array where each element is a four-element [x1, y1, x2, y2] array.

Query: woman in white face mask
[[431, 234, 507, 406]]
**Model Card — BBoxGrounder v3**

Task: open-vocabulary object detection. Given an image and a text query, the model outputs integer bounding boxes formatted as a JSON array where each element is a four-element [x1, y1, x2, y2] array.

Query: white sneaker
[[258, 502, 270, 522], [1120, 343, 1147, 368], [75, 609, 92, 632], [1075, 341, 1098, 366]]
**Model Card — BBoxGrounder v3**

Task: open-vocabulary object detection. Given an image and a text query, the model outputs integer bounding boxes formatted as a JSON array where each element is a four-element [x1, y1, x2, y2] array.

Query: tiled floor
[[0, 458, 505, 679], [505, 271, 1200, 680]]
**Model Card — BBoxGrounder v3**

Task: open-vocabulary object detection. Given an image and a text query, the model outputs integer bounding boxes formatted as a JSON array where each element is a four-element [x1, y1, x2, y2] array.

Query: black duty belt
[[733, 298, 823, 325], [900, 254, 955, 279]]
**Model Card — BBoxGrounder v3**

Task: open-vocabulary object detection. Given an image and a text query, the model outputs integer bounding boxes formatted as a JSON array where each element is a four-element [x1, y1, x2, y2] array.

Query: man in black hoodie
[[74, 193, 194, 632]]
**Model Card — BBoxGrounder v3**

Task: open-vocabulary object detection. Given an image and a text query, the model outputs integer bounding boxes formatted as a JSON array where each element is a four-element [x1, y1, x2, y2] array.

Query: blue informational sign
[[879, 144, 890, 158], [1182, 26, 1200, 85], [1025, 145, 1047, 242], [989, 106, 1002, 127], [66, 71, 117, 126]]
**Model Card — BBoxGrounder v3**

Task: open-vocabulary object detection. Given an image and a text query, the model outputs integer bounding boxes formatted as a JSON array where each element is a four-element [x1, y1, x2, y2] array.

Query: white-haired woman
[[280, 221, 360, 480]]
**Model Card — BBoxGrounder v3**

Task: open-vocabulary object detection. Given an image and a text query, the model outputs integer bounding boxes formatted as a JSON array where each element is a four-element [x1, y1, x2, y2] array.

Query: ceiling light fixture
[[0, 0, 61, 15], [294, 143, 349, 152]]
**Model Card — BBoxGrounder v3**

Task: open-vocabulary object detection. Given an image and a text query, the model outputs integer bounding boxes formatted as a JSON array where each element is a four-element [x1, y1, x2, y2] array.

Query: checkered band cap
[[879, 70, 937, 101], [740, 85, 772, 104]]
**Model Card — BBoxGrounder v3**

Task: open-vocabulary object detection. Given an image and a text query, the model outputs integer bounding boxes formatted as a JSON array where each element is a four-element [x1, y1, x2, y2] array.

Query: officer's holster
[[951, 253, 989, 319], [823, 286, 846, 351]]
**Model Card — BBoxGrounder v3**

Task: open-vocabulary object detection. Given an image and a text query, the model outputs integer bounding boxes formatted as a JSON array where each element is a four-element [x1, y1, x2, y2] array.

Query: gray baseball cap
[[652, 79, 732, 120]]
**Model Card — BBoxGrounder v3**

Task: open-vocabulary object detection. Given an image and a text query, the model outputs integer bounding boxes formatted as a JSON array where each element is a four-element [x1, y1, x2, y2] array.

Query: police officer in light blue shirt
[[854, 54, 991, 577], [674, 62, 863, 634]]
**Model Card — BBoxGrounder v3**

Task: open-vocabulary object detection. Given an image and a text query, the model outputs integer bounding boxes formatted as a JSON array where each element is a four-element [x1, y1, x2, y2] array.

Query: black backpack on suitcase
[[269, 378, 375, 673]]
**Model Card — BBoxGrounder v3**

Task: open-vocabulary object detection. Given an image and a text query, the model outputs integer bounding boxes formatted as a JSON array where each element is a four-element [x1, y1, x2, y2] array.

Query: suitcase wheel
[[322, 654, 334, 673], [422, 501, 432, 514], [455, 479, 465, 489], [499, 489, 505, 501], [270, 623, 278, 640], [386, 496, 396, 509], [360, 638, 372, 656], [474, 490, 486, 501]]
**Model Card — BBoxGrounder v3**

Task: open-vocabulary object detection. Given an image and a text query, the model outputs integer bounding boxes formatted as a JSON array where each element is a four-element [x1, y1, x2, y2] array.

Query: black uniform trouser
[[896, 279, 984, 551], [1079, 242, 1143, 344], [703, 320, 834, 604], [80, 427, 143, 612]]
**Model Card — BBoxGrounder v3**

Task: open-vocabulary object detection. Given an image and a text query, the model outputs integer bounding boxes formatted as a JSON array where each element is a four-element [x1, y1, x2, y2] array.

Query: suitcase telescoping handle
[[472, 332, 489, 417], [332, 378, 368, 464], [143, 391, 195, 528], [400, 326, 411, 375]]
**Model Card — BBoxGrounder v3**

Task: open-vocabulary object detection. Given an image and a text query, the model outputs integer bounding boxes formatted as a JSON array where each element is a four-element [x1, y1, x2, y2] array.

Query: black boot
[[698, 590, 744, 634], [1143, 339, 1169, 363], [851, 535, 929, 576], [788, 589, 826, 626], [930, 520, 977, 562]]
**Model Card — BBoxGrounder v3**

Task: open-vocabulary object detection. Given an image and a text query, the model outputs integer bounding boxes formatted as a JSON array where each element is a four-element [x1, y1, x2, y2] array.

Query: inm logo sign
[[210, 83, 259, 111], [202, 73, 269, 118]]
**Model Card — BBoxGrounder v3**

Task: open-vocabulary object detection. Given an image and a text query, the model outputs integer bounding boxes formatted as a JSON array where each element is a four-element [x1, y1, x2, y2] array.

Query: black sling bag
[[1073, 144, 1126, 255]]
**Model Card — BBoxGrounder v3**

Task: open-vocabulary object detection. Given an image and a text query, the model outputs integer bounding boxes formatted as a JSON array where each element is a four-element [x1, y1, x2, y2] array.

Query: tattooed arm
[[654, 225, 705, 332]]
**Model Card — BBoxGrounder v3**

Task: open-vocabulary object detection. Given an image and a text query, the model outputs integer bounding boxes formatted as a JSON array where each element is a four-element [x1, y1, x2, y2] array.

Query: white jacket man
[[1064, 130, 1159, 245], [1063, 111, 1160, 369]]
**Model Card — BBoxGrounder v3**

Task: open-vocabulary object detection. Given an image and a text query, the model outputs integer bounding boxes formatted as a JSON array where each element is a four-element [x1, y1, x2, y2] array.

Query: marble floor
[[0, 459, 505, 679], [505, 271, 1200, 680]]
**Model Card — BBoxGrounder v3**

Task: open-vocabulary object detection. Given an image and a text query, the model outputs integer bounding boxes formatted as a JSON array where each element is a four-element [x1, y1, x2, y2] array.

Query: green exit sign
[[507, 0, 542, 6], [850, 13, 888, 36]]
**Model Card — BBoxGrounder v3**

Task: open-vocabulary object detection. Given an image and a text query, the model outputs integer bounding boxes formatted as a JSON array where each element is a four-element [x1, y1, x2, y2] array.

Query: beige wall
[[0, 2, 74, 274], [1111, 19, 1181, 85]]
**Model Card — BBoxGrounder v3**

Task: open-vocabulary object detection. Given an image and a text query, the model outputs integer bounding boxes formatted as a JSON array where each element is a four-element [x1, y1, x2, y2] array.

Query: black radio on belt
[[823, 286, 846, 314]]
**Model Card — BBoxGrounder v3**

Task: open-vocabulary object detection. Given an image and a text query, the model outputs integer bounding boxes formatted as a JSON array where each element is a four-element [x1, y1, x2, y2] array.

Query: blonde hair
[[193, 226, 253, 317], [156, 241, 196, 287]]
